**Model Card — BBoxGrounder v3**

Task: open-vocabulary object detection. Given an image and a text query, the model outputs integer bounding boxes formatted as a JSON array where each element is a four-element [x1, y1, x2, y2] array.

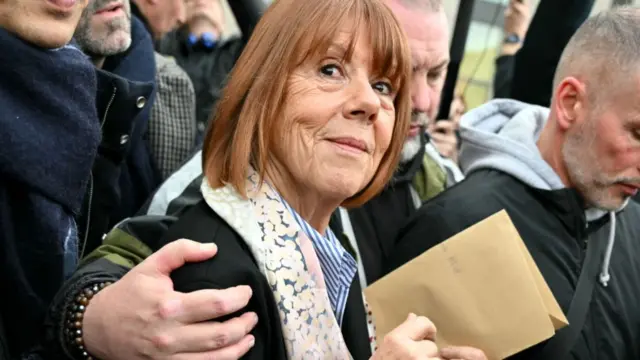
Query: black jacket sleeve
[[43, 215, 177, 359], [509, 0, 596, 106], [493, 55, 516, 99], [43, 260, 127, 359]]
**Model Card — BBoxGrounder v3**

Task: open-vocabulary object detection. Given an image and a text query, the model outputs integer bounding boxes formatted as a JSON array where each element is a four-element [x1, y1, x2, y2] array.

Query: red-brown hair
[[202, 0, 412, 207]]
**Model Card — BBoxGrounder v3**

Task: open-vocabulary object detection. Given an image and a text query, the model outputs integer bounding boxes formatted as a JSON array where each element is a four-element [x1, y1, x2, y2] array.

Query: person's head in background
[[385, 0, 450, 163], [185, 0, 224, 38], [74, 0, 133, 67], [540, 6, 640, 210], [132, 0, 185, 40], [0, 0, 89, 48]]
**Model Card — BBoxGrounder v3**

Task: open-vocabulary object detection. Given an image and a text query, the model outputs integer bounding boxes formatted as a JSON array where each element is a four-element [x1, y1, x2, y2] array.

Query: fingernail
[[200, 243, 217, 251], [240, 285, 252, 298], [408, 313, 416, 320], [248, 335, 255, 348]]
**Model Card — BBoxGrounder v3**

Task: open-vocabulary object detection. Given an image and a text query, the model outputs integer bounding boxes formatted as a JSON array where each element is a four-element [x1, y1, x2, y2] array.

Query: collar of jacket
[[0, 29, 101, 214], [178, 27, 219, 54], [528, 186, 587, 234], [526, 184, 621, 239], [95, 69, 154, 165], [103, 15, 156, 92], [100, 15, 157, 153]]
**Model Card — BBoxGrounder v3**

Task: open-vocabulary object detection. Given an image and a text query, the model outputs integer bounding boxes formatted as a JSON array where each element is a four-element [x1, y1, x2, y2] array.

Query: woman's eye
[[320, 64, 342, 78], [373, 81, 393, 95], [427, 71, 443, 82]]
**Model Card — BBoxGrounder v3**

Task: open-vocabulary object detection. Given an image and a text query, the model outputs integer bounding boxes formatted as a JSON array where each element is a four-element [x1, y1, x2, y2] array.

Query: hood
[[459, 99, 626, 287], [0, 29, 100, 214], [458, 99, 565, 190]]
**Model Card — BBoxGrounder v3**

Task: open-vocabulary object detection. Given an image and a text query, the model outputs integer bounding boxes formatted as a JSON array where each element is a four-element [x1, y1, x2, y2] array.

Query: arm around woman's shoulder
[[162, 202, 288, 360]]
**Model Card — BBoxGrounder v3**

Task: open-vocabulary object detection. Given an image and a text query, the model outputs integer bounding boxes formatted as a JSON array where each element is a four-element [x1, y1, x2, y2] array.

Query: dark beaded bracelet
[[64, 282, 112, 360]]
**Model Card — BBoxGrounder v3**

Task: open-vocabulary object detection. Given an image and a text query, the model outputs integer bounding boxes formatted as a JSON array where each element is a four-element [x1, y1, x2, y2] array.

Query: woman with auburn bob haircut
[[153, 0, 428, 358]]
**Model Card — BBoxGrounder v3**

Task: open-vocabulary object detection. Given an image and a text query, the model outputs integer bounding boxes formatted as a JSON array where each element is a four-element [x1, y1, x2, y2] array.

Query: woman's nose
[[344, 78, 381, 123]]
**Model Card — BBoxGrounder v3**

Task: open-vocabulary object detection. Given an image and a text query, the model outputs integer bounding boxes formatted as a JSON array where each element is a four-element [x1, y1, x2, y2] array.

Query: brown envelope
[[364, 210, 568, 360]]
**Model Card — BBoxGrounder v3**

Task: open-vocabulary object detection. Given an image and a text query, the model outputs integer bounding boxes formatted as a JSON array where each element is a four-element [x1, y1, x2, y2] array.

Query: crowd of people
[[1, 0, 639, 359]]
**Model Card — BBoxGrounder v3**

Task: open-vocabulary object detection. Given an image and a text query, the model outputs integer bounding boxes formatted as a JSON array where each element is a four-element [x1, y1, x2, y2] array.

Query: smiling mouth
[[327, 137, 369, 154]]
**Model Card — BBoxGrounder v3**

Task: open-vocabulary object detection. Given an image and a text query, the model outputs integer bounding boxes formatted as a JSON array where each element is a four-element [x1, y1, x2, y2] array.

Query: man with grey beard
[[73, 0, 196, 255], [333, 0, 464, 289], [389, 7, 640, 359]]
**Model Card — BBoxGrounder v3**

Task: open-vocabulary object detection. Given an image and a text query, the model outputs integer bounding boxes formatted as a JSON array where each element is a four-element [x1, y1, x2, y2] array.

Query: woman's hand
[[371, 313, 442, 360]]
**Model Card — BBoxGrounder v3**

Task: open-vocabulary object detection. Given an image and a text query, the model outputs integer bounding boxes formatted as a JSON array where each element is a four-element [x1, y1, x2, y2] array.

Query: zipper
[[100, 86, 117, 128], [579, 221, 589, 266], [80, 86, 117, 259]]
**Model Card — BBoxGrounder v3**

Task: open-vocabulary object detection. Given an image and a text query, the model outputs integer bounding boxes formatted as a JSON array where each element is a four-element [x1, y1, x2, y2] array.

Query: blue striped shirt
[[279, 195, 357, 325]]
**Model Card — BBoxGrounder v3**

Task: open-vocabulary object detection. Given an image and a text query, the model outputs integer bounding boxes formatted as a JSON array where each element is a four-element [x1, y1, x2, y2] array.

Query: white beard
[[400, 134, 422, 164]]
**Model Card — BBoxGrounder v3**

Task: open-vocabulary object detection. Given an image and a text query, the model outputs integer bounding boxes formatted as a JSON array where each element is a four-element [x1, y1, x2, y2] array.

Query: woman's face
[[272, 31, 397, 202], [0, 0, 89, 48]]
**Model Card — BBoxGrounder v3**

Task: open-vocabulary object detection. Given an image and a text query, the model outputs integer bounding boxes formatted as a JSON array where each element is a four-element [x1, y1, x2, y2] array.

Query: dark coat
[[76, 16, 160, 256], [101, 16, 161, 229]]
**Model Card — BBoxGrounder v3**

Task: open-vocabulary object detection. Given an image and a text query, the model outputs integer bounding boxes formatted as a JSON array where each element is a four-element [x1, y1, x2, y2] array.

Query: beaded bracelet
[[64, 281, 112, 360]]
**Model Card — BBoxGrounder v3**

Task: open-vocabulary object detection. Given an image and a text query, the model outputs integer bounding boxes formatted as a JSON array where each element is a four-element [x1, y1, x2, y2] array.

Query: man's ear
[[553, 76, 587, 131]]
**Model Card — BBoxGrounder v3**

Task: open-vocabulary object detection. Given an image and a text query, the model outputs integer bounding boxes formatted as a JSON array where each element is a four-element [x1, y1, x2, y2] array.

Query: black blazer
[[154, 201, 372, 359]]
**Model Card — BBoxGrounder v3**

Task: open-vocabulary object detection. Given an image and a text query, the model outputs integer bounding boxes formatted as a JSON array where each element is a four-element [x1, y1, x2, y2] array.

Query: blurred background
[[218, 0, 637, 110]]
